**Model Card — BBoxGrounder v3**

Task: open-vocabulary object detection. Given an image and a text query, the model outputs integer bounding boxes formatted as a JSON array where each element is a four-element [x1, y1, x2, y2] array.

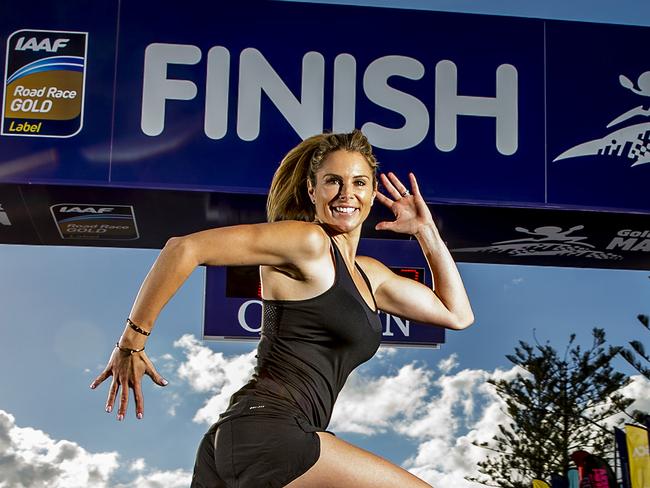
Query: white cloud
[[116, 469, 191, 488], [602, 374, 650, 429], [0, 409, 119, 488], [0, 408, 195, 488], [623, 374, 650, 413], [330, 363, 432, 435], [129, 458, 146, 472], [169, 334, 521, 486], [174, 333, 646, 487], [437, 353, 458, 374], [375, 346, 398, 359], [173, 334, 256, 424], [399, 366, 518, 487]]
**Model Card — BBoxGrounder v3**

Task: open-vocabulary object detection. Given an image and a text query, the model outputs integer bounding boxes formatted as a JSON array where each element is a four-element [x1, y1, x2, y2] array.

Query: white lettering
[[332, 53, 356, 133], [15, 37, 69, 52], [237, 48, 324, 141], [140, 43, 520, 154], [362, 55, 429, 150], [0, 204, 10, 226], [52, 38, 70, 52], [141, 43, 201, 136], [9, 98, 52, 113], [204, 46, 230, 140], [618, 229, 650, 238], [46, 87, 77, 99], [59, 207, 114, 213], [435, 60, 518, 155], [237, 299, 263, 332], [382, 313, 410, 337], [606, 237, 636, 251], [632, 239, 650, 252]]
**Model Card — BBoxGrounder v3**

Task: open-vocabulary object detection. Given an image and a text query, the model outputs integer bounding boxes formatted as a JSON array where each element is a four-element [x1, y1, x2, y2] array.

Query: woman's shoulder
[[266, 220, 330, 259], [355, 255, 392, 283]]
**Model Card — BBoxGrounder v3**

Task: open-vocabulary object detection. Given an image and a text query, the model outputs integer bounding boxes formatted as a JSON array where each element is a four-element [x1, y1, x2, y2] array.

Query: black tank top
[[217, 237, 383, 431]]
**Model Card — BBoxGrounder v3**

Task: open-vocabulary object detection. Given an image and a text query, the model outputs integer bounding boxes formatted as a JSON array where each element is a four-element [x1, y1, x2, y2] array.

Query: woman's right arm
[[90, 221, 327, 420]]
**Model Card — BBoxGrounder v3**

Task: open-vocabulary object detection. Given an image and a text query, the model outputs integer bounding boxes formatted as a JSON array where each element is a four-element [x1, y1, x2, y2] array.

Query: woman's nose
[[339, 183, 354, 199]]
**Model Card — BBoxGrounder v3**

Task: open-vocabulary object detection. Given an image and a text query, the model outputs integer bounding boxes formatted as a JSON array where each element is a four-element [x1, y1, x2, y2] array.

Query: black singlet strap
[[354, 261, 378, 312]]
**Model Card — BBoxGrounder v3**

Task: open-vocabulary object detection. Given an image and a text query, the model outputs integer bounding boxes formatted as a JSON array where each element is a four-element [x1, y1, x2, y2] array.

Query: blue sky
[[1, 1, 650, 487]]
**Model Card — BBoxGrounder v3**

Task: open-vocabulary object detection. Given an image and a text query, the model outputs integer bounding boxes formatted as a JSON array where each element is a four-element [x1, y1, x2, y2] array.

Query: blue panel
[[204, 238, 446, 346], [3, 1, 648, 215], [0, 0, 118, 184], [111, 1, 545, 204], [547, 20, 650, 212]]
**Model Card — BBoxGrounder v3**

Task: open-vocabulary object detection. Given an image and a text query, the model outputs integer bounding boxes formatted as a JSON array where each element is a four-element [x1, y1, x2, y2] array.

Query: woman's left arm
[[365, 172, 474, 330]]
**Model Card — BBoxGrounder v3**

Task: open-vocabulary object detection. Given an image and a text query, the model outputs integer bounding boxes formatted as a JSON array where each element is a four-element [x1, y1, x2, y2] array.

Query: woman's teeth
[[333, 207, 357, 214]]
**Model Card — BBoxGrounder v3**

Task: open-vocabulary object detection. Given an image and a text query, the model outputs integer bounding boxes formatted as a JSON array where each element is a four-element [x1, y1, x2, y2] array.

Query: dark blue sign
[[2, 0, 650, 275], [204, 239, 446, 346], [3, 1, 649, 212], [547, 21, 650, 213]]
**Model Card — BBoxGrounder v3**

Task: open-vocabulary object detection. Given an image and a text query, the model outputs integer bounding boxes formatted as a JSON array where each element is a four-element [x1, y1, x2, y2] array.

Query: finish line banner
[[1, 0, 649, 214], [1, 1, 650, 273]]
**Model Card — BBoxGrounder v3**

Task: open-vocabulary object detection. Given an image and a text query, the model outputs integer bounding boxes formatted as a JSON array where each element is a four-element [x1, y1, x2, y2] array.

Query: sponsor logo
[[0, 204, 11, 226], [50, 204, 139, 240], [2, 29, 88, 138], [452, 225, 622, 260], [554, 71, 650, 167], [606, 229, 650, 252]]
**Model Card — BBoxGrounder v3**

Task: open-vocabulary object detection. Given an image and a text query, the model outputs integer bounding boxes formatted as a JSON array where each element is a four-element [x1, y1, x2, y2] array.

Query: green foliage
[[467, 328, 634, 488], [620, 313, 650, 380]]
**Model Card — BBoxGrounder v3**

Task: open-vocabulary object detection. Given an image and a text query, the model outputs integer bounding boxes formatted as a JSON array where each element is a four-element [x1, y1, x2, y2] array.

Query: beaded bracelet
[[115, 342, 145, 355], [127, 317, 151, 336]]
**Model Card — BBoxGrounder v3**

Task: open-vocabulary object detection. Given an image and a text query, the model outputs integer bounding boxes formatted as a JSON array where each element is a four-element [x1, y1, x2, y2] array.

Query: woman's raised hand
[[90, 344, 168, 420], [375, 172, 437, 236]]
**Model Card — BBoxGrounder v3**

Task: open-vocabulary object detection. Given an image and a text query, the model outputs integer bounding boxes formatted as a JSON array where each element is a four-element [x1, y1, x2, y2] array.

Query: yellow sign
[[626, 424, 650, 488]]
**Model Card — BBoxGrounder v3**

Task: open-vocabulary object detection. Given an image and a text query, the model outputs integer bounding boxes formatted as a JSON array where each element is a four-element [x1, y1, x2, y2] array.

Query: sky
[[1, 1, 650, 487]]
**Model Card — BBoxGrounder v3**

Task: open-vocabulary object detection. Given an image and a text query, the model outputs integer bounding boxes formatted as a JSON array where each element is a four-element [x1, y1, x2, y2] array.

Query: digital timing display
[[225, 265, 426, 299]]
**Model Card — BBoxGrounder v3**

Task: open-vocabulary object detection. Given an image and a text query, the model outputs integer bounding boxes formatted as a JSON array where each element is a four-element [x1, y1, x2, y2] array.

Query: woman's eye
[[354, 180, 366, 186]]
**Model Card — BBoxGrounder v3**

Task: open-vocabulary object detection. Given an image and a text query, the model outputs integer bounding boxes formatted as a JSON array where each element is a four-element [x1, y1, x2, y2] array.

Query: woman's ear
[[307, 179, 316, 204]]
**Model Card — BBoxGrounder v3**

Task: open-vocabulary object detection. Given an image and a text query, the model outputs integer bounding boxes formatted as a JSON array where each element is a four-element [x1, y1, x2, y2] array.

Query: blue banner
[[3, 0, 648, 213]]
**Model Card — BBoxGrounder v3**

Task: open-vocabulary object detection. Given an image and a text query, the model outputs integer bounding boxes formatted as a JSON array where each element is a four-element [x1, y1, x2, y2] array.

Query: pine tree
[[620, 313, 650, 381], [467, 328, 634, 488]]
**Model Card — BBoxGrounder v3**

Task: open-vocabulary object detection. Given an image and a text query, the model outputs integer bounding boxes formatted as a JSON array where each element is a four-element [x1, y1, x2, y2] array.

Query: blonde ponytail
[[266, 130, 378, 222]]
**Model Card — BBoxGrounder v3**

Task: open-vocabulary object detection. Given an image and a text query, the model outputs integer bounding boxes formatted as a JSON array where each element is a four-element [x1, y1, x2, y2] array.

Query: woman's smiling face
[[308, 150, 376, 234]]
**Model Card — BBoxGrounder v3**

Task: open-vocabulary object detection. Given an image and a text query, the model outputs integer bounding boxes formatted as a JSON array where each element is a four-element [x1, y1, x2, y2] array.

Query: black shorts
[[191, 411, 334, 488]]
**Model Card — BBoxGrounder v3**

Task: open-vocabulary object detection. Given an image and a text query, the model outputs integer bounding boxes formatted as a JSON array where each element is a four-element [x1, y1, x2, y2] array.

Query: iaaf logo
[[57, 206, 114, 213], [452, 225, 622, 260], [14, 36, 70, 53], [554, 71, 650, 167]]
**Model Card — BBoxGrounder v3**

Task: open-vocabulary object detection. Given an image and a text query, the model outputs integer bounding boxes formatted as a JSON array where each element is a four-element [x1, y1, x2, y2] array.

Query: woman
[[90, 130, 474, 487]]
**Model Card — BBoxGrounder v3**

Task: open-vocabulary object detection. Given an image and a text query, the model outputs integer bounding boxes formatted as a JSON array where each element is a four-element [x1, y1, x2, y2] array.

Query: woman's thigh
[[285, 432, 433, 488]]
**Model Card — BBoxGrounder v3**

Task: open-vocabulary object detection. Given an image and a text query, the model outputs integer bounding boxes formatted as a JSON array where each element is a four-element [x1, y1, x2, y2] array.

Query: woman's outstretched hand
[[90, 345, 168, 420], [375, 172, 437, 236]]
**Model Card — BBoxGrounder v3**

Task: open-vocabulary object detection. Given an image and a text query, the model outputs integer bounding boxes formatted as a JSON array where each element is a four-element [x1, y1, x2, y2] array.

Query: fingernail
[[89, 383, 95, 389], [161, 378, 169, 386], [106, 405, 112, 413], [137, 412, 143, 420], [117, 414, 124, 421]]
